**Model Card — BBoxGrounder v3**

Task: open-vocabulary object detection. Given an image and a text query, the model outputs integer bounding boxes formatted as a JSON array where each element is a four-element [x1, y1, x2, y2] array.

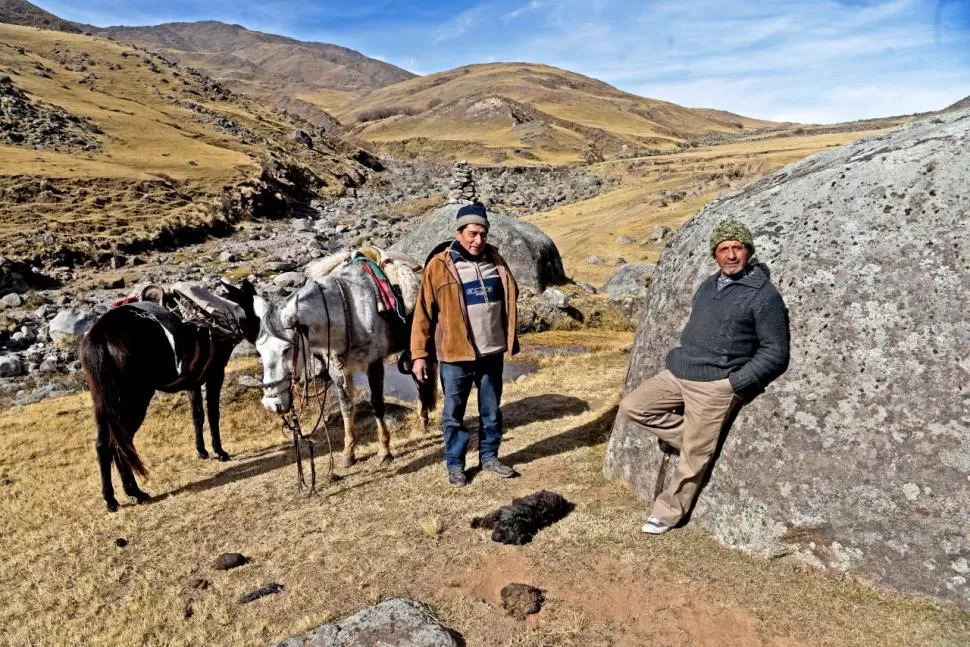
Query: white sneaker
[[641, 516, 671, 535]]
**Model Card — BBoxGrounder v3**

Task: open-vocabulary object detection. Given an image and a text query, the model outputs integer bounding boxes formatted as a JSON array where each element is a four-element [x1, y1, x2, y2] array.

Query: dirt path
[[0, 330, 966, 646]]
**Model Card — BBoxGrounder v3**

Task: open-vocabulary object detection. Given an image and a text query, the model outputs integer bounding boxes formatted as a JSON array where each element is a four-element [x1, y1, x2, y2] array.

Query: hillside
[[337, 62, 778, 165], [0, 0, 80, 33], [0, 22, 379, 266], [944, 95, 970, 112], [96, 21, 416, 126]]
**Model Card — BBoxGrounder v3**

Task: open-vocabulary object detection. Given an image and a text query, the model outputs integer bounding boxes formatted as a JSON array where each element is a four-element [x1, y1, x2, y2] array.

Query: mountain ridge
[[93, 20, 416, 128], [0, 0, 81, 32], [338, 62, 778, 164]]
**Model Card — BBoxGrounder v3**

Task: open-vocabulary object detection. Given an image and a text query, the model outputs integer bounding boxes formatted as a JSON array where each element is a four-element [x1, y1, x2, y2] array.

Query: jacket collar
[[439, 242, 499, 265], [710, 260, 769, 289]]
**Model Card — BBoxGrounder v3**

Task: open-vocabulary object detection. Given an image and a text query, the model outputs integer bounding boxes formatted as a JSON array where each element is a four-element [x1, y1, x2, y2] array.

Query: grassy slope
[[0, 331, 966, 646], [339, 63, 777, 165], [0, 23, 366, 260], [0, 26, 252, 183], [526, 129, 890, 286]]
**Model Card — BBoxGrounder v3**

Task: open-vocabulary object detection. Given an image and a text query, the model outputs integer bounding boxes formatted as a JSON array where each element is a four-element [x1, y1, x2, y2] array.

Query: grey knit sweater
[[666, 261, 790, 392]]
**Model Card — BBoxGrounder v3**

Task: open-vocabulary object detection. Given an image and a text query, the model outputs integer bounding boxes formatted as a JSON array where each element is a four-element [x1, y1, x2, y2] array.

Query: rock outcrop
[[604, 110, 970, 606], [392, 203, 566, 292]]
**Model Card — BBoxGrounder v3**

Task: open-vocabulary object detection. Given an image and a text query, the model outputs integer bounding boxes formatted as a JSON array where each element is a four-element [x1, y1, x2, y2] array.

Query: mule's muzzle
[[262, 391, 292, 414]]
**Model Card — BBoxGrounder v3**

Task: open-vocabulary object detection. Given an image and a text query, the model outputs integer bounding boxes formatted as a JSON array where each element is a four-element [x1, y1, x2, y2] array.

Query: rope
[[277, 289, 338, 495]]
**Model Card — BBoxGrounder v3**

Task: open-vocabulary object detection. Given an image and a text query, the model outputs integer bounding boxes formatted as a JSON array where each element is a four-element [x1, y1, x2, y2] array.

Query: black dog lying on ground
[[471, 490, 573, 545]]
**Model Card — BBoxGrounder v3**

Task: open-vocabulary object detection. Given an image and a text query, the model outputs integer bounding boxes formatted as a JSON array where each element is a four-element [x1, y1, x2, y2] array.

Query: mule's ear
[[252, 296, 269, 321], [240, 278, 256, 297], [218, 278, 239, 296]]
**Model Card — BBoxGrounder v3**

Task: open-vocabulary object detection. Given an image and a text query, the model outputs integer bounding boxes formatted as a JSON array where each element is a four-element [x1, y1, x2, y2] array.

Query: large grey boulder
[[391, 203, 565, 292], [604, 110, 970, 606], [275, 598, 462, 646]]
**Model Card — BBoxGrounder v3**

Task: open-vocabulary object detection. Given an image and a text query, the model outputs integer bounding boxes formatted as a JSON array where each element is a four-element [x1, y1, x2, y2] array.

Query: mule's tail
[[81, 332, 147, 477]]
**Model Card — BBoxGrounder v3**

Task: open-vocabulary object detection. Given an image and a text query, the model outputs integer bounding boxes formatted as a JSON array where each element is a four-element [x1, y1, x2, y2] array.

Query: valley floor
[[1, 330, 967, 646]]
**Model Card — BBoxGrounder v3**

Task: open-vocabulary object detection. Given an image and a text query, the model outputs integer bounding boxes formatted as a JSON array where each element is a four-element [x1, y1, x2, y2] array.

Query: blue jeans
[[439, 354, 504, 469]]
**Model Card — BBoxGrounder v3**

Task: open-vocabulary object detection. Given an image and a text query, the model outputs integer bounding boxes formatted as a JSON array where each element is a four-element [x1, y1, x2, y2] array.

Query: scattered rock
[[289, 129, 313, 148], [237, 374, 262, 388], [0, 355, 24, 378], [584, 256, 603, 265], [648, 224, 673, 242], [273, 271, 306, 287], [539, 287, 570, 310], [602, 263, 656, 319]]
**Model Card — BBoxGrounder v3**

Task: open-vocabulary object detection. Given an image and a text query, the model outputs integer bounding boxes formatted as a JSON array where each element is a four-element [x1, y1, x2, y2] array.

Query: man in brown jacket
[[410, 204, 520, 487]]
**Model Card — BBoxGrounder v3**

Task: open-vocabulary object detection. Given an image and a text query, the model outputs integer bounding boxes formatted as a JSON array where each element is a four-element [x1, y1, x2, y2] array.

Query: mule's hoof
[[336, 454, 356, 469], [197, 449, 210, 459], [106, 499, 119, 513], [216, 451, 231, 462], [377, 453, 393, 466], [131, 490, 151, 504]]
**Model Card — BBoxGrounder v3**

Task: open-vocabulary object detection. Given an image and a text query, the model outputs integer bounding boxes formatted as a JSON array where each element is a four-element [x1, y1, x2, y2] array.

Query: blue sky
[[36, 0, 970, 123]]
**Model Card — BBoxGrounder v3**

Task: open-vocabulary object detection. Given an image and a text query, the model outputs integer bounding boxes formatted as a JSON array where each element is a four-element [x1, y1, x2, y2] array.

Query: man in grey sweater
[[619, 219, 790, 535]]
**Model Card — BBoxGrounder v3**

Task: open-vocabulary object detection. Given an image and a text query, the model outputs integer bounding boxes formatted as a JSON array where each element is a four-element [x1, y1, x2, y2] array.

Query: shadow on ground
[[393, 393, 589, 476], [166, 401, 426, 498]]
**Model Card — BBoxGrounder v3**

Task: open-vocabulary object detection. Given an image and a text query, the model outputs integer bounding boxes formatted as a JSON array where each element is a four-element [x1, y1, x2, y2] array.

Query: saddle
[[305, 245, 421, 322], [128, 301, 216, 391], [111, 281, 247, 344]]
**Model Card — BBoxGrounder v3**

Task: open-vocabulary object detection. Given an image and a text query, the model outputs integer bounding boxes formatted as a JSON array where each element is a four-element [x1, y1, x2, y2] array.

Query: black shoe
[[481, 459, 516, 478], [448, 466, 467, 487]]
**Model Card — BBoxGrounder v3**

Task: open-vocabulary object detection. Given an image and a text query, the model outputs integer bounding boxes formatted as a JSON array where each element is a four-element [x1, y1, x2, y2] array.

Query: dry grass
[[0, 24, 364, 260], [0, 330, 966, 646], [526, 129, 890, 285], [294, 89, 361, 114]]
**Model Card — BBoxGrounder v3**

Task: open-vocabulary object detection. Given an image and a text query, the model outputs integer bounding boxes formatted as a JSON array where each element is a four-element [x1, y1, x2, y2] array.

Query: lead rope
[[279, 288, 338, 495]]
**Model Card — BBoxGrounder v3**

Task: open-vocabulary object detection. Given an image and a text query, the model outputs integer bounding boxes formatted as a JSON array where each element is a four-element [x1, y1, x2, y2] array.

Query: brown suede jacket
[[410, 243, 519, 363]]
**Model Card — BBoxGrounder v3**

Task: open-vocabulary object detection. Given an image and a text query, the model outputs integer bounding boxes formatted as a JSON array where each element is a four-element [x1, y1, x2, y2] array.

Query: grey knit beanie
[[455, 204, 489, 231], [709, 219, 755, 256]]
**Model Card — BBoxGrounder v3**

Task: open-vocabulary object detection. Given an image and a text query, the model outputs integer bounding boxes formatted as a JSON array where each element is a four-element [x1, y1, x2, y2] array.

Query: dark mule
[[80, 281, 258, 512]]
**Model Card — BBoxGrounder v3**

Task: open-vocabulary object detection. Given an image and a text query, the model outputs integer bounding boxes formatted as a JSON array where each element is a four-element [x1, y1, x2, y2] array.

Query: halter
[[260, 282, 352, 494]]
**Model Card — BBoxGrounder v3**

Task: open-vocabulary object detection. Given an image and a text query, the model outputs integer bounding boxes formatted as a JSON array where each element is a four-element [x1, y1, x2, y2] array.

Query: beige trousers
[[619, 369, 739, 526]]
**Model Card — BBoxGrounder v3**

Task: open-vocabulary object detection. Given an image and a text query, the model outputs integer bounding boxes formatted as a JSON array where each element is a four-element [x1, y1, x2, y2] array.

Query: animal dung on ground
[[114, 537, 128, 548], [470, 490, 573, 545], [501, 583, 544, 619], [238, 582, 284, 604], [214, 552, 247, 570]]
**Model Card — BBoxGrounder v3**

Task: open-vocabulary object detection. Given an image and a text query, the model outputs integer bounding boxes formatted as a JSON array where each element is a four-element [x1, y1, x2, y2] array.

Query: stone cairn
[[447, 160, 478, 204]]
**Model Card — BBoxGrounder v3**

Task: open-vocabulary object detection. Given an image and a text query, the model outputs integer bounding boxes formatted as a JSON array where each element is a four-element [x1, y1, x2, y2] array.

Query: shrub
[[355, 105, 421, 123]]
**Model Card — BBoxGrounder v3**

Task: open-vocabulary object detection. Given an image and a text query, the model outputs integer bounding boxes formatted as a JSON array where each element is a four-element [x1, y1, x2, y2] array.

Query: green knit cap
[[709, 219, 755, 256]]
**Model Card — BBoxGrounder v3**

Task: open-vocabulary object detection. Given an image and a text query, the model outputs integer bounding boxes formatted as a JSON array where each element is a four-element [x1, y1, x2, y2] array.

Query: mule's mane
[[261, 299, 292, 340]]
